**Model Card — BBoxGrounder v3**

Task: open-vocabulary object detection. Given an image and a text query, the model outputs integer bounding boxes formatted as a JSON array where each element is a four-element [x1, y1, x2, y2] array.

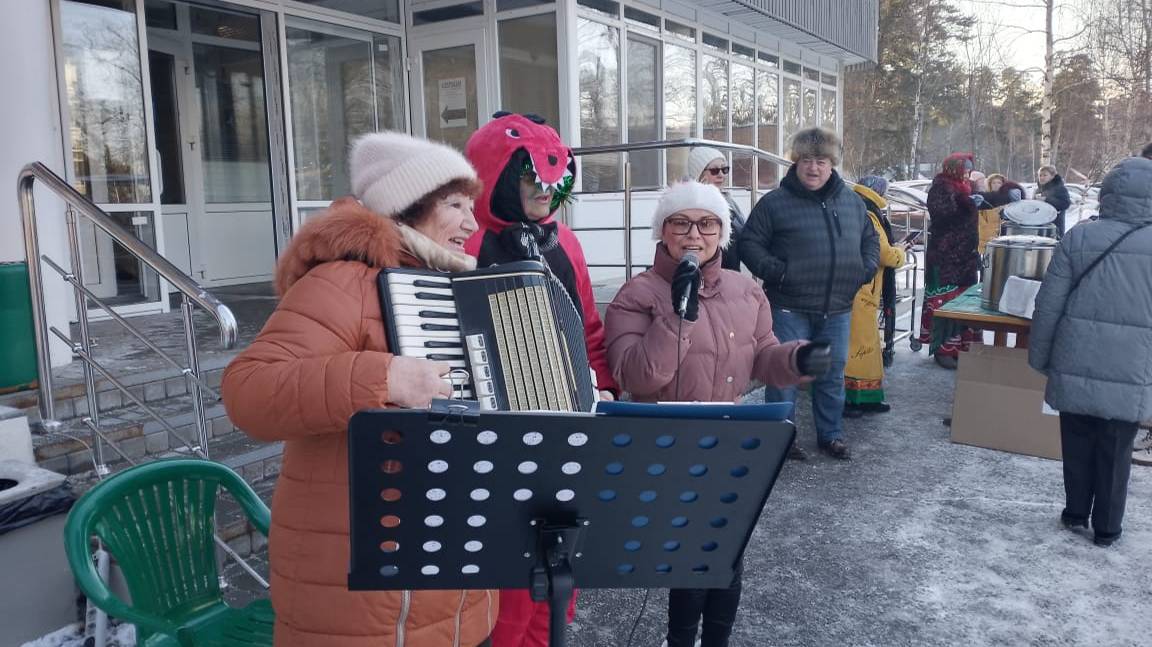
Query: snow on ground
[[571, 345, 1152, 646], [20, 622, 134, 647]]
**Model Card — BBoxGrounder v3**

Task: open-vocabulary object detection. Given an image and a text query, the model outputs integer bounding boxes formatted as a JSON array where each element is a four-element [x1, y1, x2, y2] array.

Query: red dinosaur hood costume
[[463, 113, 609, 647], [463, 113, 617, 397]]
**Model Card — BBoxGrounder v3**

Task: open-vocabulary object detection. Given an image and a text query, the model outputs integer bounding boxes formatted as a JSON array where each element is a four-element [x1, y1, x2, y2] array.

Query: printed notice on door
[[438, 78, 467, 128]]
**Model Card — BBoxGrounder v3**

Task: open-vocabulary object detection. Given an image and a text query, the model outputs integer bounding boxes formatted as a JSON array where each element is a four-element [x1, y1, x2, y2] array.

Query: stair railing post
[[18, 171, 59, 428], [181, 297, 210, 458], [64, 206, 108, 475]]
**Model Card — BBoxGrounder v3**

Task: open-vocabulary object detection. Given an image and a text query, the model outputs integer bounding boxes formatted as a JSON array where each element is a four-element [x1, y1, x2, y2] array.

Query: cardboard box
[[950, 344, 1062, 460]]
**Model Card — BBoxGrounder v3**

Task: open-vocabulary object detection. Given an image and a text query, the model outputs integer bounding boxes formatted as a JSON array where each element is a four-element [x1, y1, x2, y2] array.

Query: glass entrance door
[[410, 31, 490, 151], [146, 0, 276, 288], [59, 0, 162, 309]]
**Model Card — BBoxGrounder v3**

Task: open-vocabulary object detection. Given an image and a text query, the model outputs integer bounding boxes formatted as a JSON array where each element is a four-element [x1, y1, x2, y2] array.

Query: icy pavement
[[570, 345, 1152, 647]]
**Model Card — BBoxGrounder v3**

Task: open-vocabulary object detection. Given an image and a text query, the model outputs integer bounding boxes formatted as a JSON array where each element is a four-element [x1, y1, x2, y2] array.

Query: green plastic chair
[[64, 459, 275, 646]]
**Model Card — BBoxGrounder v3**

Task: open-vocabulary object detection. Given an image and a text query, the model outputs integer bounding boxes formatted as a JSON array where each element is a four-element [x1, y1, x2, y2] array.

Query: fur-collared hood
[[275, 197, 474, 295], [275, 198, 400, 295]]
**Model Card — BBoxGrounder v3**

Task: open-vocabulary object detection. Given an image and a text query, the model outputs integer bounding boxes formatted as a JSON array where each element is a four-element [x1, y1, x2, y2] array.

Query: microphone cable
[[629, 279, 691, 647], [624, 587, 653, 647]]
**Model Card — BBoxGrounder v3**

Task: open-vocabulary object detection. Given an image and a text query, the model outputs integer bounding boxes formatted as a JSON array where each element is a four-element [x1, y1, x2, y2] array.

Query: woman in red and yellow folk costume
[[844, 176, 910, 415]]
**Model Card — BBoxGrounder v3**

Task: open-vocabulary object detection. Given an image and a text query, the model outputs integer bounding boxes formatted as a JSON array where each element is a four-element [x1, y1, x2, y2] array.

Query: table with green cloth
[[934, 284, 1031, 348]]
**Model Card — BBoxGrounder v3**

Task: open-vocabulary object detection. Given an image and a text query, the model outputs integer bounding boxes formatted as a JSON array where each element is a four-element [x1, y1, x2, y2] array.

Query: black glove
[[670, 260, 701, 322], [796, 342, 832, 377]]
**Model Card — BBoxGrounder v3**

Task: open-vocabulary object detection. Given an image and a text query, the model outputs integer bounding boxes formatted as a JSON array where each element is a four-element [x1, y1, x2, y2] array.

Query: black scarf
[[490, 149, 560, 261]]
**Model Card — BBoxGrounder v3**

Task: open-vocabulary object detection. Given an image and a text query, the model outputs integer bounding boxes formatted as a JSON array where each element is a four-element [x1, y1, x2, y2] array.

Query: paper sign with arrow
[[438, 77, 468, 128]]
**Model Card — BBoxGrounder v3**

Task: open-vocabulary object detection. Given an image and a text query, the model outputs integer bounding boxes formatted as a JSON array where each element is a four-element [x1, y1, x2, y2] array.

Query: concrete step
[[0, 361, 231, 427], [32, 395, 241, 476]]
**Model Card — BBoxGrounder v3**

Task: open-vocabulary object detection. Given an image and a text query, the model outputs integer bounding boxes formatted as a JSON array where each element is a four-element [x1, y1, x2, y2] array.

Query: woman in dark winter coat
[[916, 153, 982, 369], [1034, 165, 1072, 236], [1029, 156, 1152, 547], [981, 173, 1025, 208], [686, 146, 747, 271]]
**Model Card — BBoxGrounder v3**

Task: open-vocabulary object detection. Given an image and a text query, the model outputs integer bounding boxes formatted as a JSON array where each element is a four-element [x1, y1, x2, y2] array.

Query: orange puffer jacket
[[222, 199, 496, 647]]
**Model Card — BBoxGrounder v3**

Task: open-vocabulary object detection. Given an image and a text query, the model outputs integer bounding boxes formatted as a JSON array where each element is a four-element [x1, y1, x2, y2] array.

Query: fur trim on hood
[[274, 197, 401, 295]]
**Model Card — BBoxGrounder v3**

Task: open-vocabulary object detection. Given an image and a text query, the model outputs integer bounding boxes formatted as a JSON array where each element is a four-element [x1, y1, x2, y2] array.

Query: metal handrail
[[568, 138, 928, 279], [17, 162, 266, 594], [17, 161, 237, 442]]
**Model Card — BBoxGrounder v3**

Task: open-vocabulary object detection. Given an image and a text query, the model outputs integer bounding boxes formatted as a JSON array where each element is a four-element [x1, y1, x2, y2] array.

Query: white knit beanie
[[651, 182, 731, 248], [684, 147, 727, 183], [350, 132, 478, 217]]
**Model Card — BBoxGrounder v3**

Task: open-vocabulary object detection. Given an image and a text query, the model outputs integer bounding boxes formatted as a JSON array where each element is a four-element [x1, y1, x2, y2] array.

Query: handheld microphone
[[675, 252, 700, 317]]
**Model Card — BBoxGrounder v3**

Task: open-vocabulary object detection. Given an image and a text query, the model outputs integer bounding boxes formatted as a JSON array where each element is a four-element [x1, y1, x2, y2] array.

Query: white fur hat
[[651, 182, 731, 247], [350, 132, 478, 217], [685, 147, 727, 183]]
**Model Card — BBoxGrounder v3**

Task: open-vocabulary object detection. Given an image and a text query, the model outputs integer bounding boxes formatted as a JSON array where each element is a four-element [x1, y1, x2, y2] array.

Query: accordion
[[377, 261, 597, 412]]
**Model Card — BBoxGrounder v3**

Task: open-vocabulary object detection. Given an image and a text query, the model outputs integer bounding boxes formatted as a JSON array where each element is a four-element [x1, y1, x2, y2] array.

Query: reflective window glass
[[626, 37, 659, 188], [293, 0, 400, 24], [664, 42, 696, 182], [757, 70, 780, 187], [412, 2, 484, 25], [664, 19, 694, 42], [191, 6, 259, 41], [498, 0, 554, 10], [577, 18, 621, 191], [61, 0, 153, 204], [578, 0, 619, 18], [144, 0, 176, 29], [194, 43, 272, 203], [287, 19, 404, 202], [822, 89, 838, 129], [803, 87, 818, 127], [499, 14, 560, 130], [702, 55, 729, 144], [782, 77, 801, 145], [731, 63, 755, 188]]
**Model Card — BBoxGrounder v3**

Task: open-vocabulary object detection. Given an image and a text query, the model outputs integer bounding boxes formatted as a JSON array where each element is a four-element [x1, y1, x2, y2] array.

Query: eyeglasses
[[664, 217, 723, 236], [704, 166, 731, 176]]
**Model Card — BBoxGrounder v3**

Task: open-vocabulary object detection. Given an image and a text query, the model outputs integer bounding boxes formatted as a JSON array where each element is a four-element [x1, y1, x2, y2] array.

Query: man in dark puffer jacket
[[739, 128, 880, 460]]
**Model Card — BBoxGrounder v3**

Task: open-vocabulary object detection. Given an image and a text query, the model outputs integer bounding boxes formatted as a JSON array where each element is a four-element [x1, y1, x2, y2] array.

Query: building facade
[[1, 0, 876, 364]]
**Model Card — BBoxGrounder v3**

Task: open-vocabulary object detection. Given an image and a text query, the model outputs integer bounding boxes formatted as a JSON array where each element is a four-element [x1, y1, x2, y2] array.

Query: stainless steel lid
[[987, 234, 1059, 248], [1002, 199, 1057, 225]]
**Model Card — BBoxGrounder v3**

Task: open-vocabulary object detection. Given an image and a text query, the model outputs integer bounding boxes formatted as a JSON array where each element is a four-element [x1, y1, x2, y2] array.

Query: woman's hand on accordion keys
[[387, 356, 453, 409]]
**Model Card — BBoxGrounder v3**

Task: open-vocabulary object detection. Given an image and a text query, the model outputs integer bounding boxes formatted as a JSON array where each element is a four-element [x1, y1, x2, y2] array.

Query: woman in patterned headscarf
[[916, 153, 984, 369]]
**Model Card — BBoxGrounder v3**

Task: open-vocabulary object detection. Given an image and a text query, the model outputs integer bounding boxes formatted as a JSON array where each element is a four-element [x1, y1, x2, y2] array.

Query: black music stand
[[347, 402, 795, 647]]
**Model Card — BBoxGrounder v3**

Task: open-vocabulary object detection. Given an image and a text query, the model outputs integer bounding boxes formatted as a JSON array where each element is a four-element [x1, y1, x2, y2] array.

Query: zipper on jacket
[[452, 590, 466, 647], [396, 590, 411, 647], [820, 201, 837, 316]]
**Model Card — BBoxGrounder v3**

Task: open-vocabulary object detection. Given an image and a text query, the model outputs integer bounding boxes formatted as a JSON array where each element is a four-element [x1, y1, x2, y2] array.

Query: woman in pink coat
[[604, 181, 829, 647]]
